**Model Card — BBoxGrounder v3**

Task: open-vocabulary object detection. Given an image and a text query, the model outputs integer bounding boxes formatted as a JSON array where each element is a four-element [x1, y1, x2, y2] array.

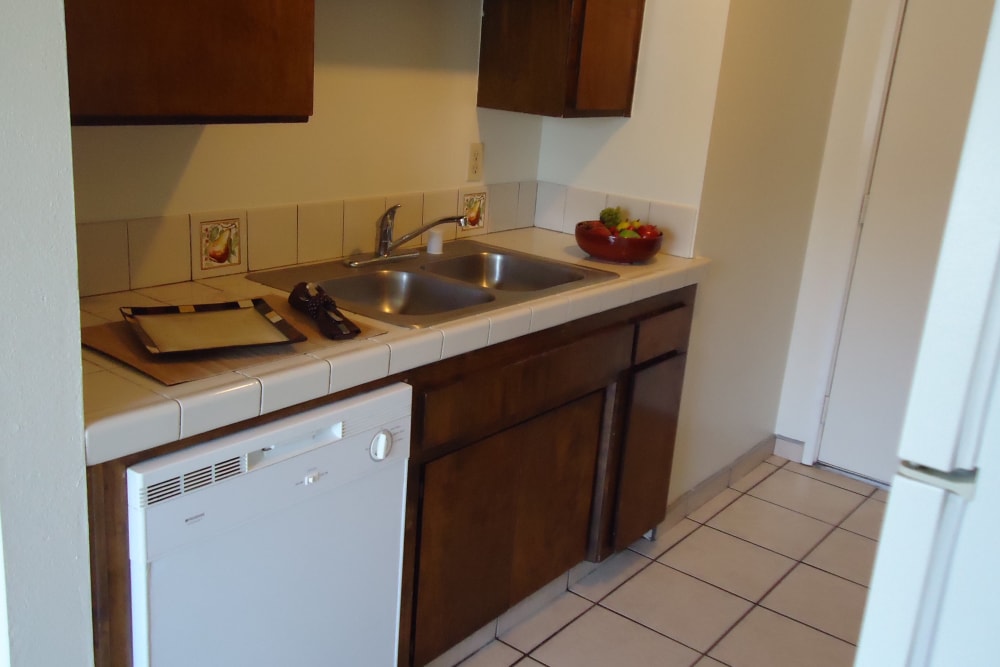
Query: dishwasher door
[[126, 383, 411, 667]]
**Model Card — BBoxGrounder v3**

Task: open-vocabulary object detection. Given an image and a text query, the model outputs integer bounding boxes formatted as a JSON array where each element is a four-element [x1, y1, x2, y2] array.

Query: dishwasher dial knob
[[370, 430, 394, 461]]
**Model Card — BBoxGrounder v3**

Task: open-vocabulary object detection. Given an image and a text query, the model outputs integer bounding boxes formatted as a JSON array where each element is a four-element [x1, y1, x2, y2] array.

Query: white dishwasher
[[126, 383, 411, 667]]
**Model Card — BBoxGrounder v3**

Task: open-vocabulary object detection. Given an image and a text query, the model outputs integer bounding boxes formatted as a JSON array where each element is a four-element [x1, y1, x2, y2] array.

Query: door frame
[[774, 0, 909, 465]]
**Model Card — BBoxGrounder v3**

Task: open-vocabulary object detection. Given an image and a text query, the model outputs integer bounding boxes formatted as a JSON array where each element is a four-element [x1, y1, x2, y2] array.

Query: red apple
[[637, 224, 661, 239]]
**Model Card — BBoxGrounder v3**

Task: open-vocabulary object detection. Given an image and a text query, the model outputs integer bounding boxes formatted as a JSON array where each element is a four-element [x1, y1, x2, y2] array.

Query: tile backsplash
[[76, 181, 699, 297], [535, 183, 698, 259]]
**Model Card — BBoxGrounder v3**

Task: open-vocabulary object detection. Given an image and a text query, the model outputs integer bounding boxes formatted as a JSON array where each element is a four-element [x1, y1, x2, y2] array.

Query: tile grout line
[[724, 489, 866, 532], [745, 501, 864, 649], [572, 554, 659, 607], [683, 523, 804, 567], [755, 604, 862, 648], [699, 517, 856, 663], [509, 457, 872, 667], [649, 559, 774, 607], [555, 525, 746, 661], [506, 590, 596, 661], [496, 525, 706, 666], [689, 462, 859, 661], [780, 463, 881, 497], [593, 601, 715, 658], [698, 601, 757, 664], [792, 560, 872, 590]]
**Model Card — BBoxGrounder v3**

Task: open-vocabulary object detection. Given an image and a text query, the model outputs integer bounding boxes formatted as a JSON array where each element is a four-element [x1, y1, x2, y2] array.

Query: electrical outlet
[[468, 142, 484, 181]]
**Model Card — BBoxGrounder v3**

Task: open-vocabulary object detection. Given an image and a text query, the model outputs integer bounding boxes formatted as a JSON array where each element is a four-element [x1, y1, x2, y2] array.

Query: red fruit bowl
[[575, 221, 663, 264]]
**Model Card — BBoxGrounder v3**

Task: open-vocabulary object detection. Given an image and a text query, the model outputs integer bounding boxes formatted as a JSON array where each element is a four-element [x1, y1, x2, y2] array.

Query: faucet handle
[[381, 203, 402, 223], [377, 204, 403, 256]]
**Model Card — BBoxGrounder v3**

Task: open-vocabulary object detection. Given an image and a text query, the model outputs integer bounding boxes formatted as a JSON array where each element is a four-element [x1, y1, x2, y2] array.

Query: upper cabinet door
[[64, 0, 315, 125], [477, 0, 645, 117]]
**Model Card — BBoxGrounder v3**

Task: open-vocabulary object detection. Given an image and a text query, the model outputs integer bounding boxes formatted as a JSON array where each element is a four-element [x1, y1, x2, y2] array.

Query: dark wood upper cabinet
[[63, 0, 314, 125], [477, 0, 645, 117]]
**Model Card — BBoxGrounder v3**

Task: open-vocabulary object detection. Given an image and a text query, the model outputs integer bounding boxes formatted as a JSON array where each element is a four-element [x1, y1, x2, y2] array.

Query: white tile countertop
[[81, 228, 709, 465]]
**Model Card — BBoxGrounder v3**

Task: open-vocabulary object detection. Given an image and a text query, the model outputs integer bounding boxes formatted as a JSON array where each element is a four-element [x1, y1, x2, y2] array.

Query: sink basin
[[319, 270, 493, 317], [246, 240, 618, 328], [422, 252, 585, 291]]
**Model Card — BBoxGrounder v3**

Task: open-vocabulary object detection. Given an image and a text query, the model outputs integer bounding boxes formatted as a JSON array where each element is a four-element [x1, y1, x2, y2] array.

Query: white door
[[817, 0, 995, 483]]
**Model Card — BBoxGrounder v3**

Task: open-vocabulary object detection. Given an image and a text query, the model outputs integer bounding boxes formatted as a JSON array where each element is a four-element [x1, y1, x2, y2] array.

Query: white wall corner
[[563, 187, 608, 234], [533, 182, 568, 232]]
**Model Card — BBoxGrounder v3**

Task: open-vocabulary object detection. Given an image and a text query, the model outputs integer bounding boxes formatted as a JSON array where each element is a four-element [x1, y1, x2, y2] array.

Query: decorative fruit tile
[[200, 219, 240, 268], [189, 210, 248, 279], [460, 188, 488, 237]]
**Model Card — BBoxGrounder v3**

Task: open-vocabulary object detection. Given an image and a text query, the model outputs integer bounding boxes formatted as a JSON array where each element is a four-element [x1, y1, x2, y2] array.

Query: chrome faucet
[[344, 204, 470, 268]]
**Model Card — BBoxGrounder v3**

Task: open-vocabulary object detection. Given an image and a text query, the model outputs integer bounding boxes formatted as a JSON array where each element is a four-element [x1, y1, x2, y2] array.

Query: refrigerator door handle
[[899, 462, 978, 499]]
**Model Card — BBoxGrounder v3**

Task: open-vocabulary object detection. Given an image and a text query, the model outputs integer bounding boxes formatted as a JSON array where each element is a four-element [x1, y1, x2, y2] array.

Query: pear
[[466, 198, 482, 226], [207, 227, 231, 263]]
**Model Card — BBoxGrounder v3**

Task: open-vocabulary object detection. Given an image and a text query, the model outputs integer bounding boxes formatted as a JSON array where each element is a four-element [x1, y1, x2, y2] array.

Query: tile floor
[[448, 455, 887, 667]]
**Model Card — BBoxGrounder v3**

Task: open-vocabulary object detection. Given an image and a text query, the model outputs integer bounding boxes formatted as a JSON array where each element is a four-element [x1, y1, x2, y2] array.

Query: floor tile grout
[[744, 483, 868, 522], [593, 601, 716, 657], [754, 604, 861, 647], [589, 539, 855, 661], [678, 463, 875, 660], [463, 457, 881, 667], [504, 590, 596, 660], [677, 523, 808, 568], [722, 488, 866, 530], [780, 464, 878, 497], [698, 601, 757, 663], [837, 523, 882, 540], [574, 554, 657, 606]]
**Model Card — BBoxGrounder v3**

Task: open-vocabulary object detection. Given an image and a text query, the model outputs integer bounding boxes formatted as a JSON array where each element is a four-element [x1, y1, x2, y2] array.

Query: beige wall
[[536, 0, 731, 208], [670, 0, 852, 500], [1, 0, 92, 664], [70, 0, 511, 223]]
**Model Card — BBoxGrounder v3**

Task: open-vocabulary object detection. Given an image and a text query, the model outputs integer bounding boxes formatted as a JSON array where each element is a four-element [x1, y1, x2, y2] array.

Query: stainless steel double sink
[[246, 240, 618, 328]]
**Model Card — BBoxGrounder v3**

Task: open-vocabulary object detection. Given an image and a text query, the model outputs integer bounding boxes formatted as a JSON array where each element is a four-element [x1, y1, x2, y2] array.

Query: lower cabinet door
[[414, 433, 519, 667], [613, 354, 687, 551], [509, 392, 602, 603], [413, 392, 603, 666]]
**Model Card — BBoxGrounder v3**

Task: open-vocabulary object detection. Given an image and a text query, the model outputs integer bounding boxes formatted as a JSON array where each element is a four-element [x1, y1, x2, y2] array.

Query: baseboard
[[773, 435, 804, 462], [660, 435, 776, 530]]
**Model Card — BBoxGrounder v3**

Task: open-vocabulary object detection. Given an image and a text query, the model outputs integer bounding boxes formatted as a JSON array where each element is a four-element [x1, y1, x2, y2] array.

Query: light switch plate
[[468, 142, 484, 181]]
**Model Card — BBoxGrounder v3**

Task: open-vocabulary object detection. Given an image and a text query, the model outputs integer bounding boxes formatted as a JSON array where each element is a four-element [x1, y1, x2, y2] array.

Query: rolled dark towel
[[288, 282, 361, 340]]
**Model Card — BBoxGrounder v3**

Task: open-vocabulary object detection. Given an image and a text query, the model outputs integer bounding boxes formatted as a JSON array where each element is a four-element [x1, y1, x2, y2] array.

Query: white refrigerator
[[854, 1, 1000, 664]]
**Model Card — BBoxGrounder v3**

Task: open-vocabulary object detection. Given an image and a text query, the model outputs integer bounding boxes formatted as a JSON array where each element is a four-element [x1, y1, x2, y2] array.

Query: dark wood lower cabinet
[[414, 428, 520, 666], [613, 354, 687, 551], [413, 393, 602, 666], [508, 392, 603, 603]]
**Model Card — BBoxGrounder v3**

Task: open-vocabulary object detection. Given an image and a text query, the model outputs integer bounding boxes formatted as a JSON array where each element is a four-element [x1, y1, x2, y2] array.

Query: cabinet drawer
[[634, 287, 696, 364], [420, 325, 631, 450]]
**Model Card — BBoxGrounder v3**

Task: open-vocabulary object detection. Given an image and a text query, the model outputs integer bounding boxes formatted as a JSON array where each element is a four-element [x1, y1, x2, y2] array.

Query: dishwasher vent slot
[[183, 466, 213, 492], [140, 456, 246, 507], [212, 456, 244, 482], [144, 478, 181, 506]]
